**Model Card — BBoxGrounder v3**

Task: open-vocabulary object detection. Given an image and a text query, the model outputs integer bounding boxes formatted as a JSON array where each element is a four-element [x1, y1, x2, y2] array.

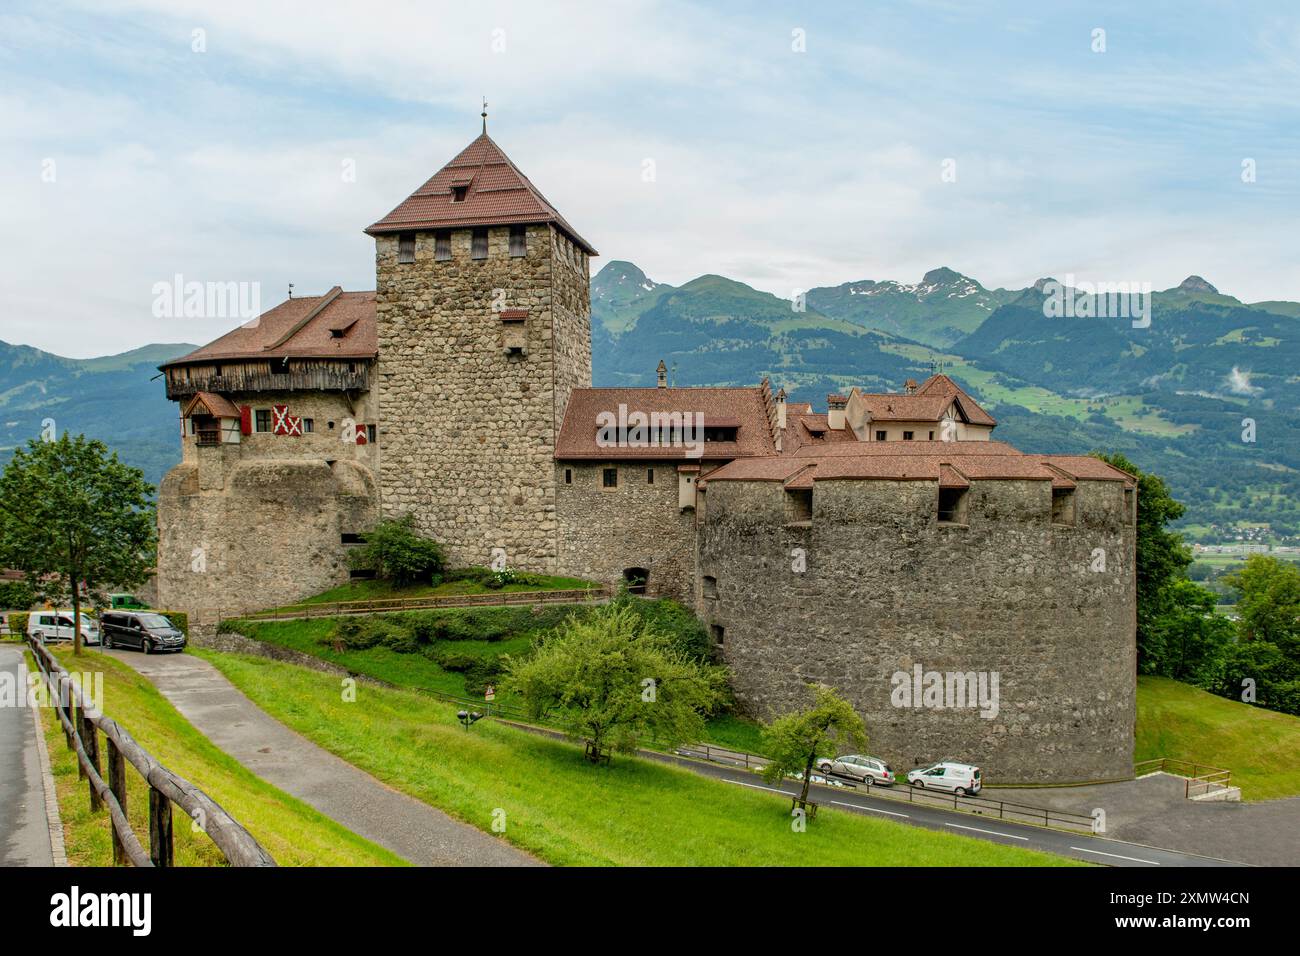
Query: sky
[[3, 0, 1299, 357]]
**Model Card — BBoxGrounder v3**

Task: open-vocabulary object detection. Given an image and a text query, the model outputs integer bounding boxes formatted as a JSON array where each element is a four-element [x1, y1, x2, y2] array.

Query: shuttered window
[[435, 231, 451, 260], [472, 228, 489, 260], [398, 233, 415, 263], [509, 225, 527, 257]]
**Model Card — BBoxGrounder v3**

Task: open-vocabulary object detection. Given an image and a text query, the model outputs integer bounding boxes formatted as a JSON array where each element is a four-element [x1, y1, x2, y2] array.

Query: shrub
[[0, 580, 35, 610], [612, 595, 712, 661], [348, 515, 445, 587], [464, 658, 506, 698]]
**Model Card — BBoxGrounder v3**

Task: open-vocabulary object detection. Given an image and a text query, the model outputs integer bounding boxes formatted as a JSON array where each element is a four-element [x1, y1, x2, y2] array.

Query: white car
[[816, 754, 897, 786], [907, 761, 982, 796], [27, 610, 101, 646]]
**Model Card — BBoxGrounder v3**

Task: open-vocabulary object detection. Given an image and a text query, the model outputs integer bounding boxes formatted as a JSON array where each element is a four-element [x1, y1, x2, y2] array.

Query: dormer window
[[398, 233, 415, 264], [451, 185, 468, 203]]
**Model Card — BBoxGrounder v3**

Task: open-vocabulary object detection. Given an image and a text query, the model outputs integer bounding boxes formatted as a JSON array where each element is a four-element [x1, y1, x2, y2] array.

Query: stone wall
[[156, 457, 376, 626], [374, 224, 591, 572], [696, 477, 1136, 784], [555, 461, 696, 600]]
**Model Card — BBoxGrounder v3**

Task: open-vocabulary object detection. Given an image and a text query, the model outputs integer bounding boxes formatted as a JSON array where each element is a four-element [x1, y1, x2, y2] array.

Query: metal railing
[[26, 637, 276, 867], [1134, 757, 1233, 798], [231, 586, 610, 623]]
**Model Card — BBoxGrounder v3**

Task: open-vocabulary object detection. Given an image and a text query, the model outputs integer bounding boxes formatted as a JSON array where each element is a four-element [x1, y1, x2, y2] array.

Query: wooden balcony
[[165, 365, 371, 400]]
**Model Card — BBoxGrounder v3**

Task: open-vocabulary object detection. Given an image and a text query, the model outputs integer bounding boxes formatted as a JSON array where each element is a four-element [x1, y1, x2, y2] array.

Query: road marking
[[946, 823, 1028, 840], [831, 800, 909, 818], [1069, 846, 1161, 865], [723, 779, 786, 795]]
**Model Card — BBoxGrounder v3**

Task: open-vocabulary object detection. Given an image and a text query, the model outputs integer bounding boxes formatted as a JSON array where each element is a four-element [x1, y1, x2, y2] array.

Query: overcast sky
[[4, 0, 1299, 357]]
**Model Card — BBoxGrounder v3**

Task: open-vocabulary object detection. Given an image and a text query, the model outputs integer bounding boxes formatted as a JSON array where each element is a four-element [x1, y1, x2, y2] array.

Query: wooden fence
[[26, 637, 276, 867], [232, 586, 610, 623], [1134, 757, 1233, 798]]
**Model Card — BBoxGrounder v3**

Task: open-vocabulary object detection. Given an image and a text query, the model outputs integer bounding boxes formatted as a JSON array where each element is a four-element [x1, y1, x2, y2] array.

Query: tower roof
[[364, 132, 598, 255]]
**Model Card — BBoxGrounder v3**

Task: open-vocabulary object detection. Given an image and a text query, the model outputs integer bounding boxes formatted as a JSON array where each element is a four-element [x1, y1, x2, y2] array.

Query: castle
[[157, 124, 1138, 783]]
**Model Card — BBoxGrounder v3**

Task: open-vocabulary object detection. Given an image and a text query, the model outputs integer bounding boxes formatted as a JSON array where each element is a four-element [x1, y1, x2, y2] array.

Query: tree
[[1223, 555, 1300, 655], [1147, 579, 1235, 684], [1093, 452, 1192, 673], [503, 603, 728, 762], [0, 435, 155, 654], [759, 684, 868, 814], [0, 579, 36, 610], [349, 515, 445, 587]]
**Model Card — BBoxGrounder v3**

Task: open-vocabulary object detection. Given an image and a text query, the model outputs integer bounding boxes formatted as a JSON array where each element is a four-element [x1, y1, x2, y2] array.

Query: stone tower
[[366, 126, 597, 571]]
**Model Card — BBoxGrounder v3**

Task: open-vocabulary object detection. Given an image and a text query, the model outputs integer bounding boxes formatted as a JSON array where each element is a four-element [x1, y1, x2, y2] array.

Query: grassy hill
[[1136, 675, 1300, 800]]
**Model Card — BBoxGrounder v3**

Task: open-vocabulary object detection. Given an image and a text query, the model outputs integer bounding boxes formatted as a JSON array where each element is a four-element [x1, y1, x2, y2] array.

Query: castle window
[[254, 409, 272, 433], [703, 426, 739, 442], [710, 624, 725, 646], [341, 533, 365, 545], [367, 424, 377, 444], [786, 488, 813, 524], [937, 487, 969, 524], [646, 468, 654, 484], [509, 225, 527, 257], [876, 430, 887, 442], [702, 575, 718, 599], [398, 233, 416, 264], [903, 430, 914, 441], [928, 430, 935, 440], [602, 467, 618, 489], [451, 185, 468, 202], [301, 418, 314, 434], [564, 468, 572, 485], [1124, 487, 1135, 522], [349, 568, 377, 580], [435, 231, 451, 260], [1051, 487, 1076, 526], [472, 228, 489, 259], [274, 356, 290, 373]]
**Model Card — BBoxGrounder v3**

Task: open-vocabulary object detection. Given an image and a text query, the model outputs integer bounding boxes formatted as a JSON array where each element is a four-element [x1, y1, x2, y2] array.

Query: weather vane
[[481, 97, 488, 133]]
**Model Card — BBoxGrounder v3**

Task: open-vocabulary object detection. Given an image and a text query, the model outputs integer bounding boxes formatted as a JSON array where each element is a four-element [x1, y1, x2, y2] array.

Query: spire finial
[[481, 97, 488, 134]]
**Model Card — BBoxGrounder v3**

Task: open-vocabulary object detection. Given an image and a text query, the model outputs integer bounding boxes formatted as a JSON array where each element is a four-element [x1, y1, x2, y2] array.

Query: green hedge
[[2, 611, 27, 640]]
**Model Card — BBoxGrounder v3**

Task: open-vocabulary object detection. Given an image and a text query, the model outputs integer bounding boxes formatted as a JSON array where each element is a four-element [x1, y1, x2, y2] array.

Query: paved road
[[0, 645, 55, 866], [647, 751, 1248, 868], [101, 648, 540, 867]]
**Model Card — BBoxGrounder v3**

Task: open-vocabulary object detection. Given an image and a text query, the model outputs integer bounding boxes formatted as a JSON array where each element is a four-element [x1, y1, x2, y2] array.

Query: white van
[[27, 611, 101, 646], [907, 761, 982, 796]]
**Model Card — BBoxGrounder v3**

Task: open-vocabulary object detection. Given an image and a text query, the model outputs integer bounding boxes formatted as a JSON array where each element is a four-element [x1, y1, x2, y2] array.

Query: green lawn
[[199, 649, 1080, 867], [1135, 675, 1300, 800], [34, 647, 403, 866], [230, 614, 767, 747], [293, 571, 600, 606]]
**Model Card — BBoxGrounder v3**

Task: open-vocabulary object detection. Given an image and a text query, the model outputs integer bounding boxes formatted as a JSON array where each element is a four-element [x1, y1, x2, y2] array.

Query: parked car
[[101, 611, 186, 653], [907, 761, 982, 796], [816, 754, 896, 786], [108, 593, 149, 610], [27, 610, 101, 646]]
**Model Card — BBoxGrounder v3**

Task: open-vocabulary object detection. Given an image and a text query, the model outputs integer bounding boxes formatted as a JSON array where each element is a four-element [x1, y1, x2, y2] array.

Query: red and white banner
[[273, 405, 304, 436]]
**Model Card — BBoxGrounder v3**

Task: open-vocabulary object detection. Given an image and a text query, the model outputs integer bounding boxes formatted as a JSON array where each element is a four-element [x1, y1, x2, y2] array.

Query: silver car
[[816, 754, 896, 786]]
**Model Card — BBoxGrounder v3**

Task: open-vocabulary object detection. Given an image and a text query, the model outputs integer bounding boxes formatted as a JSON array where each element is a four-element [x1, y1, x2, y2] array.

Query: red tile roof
[[365, 132, 597, 255], [851, 374, 996, 426], [161, 289, 377, 367], [555, 386, 777, 460], [700, 442, 1135, 487], [182, 391, 242, 419]]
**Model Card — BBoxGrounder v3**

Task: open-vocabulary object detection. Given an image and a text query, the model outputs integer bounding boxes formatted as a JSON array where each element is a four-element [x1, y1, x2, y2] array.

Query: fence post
[[149, 786, 174, 867], [106, 739, 127, 865], [80, 708, 102, 812], [69, 689, 84, 780]]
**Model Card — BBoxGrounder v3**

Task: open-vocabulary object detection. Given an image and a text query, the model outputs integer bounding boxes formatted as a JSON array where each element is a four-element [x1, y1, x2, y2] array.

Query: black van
[[101, 611, 187, 654]]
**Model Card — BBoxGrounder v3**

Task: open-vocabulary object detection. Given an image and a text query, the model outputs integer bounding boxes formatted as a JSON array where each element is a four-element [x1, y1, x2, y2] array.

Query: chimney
[[775, 387, 787, 452], [656, 359, 667, 389], [827, 394, 847, 430], [905, 379, 918, 394]]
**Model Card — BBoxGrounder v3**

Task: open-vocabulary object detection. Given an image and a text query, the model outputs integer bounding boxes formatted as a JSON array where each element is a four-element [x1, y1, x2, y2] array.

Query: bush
[[348, 515, 445, 587], [154, 610, 189, 638], [0, 580, 35, 610], [3, 611, 28, 639], [464, 658, 506, 698], [612, 595, 712, 661]]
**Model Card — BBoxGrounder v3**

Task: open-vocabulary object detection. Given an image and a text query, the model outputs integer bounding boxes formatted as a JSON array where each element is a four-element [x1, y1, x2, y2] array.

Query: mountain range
[[2, 261, 1295, 540]]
